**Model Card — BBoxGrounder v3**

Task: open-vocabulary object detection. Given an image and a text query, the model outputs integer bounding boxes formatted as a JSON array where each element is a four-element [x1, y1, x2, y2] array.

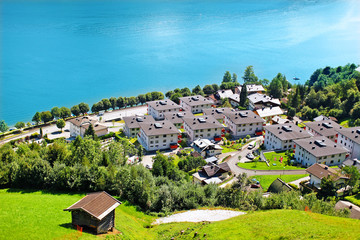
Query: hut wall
[[71, 211, 99, 229], [97, 210, 115, 234]]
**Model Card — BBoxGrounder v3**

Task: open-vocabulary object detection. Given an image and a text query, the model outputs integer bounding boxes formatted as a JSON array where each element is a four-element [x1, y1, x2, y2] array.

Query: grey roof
[[236, 84, 265, 93], [264, 123, 311, 141], [147, 99, 180, 111], [163, 111, 194, 124], [224, 110, 264, 125], [335, 201, 360, 219], [294, 136, 349, 157], [341, 158, 360, 171], [248, 93, 280, 105], [203, 107, 234, 120], [255, 107, 283, 118], [182, 115, 223, 130], [215, 89, 233, 99], [123, 115, 155, 129], [138, 120, 179, 136], [228, 94, 240, 103], [179, 95, 214, 106], [305, 120, 343, 137], [337, 127, 360, 145], [203, 162, 230, 177]]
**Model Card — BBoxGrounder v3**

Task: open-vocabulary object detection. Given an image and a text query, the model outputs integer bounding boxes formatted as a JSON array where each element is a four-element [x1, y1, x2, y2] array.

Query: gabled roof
[[247, 93, 280, 106], [163, 111, 194, 124], [337, 127, 360, 145], [236, 84, 265, 94], [215, 89, 234, 99], [179, 95, 214, 106], [228, 94, 240, 103], [123, 115, 155, 129], [138, 120, 179, 136], [147, 99, 181, 111], [267, 178, 292, 193], [335, 201, 360, 219], [341, 158, 360, 171], [255, 106, 284, 118], [64, 191, 121, 220], [69, 116, 98, 127], [224, 110, 264, 125], [202, 162, 230, 177], [183, 115, 223, 130], [294, 136, 348, 157], [203, 107, 234, 120], [264, 123, 311, 141], [304, 120, 343, 137], [306, 163, 348, 181]]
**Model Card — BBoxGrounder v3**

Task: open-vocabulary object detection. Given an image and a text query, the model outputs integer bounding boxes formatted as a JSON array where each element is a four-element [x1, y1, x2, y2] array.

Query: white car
[[246, 153, 255, 160]]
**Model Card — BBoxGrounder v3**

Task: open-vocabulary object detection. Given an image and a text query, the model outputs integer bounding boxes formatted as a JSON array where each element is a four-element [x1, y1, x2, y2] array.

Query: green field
[[251, 174, 308, 191], [1, 189, 360, 240]]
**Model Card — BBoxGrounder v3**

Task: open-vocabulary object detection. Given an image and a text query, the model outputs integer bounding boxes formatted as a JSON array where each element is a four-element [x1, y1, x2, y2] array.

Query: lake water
[[1, 0, 359, 125]]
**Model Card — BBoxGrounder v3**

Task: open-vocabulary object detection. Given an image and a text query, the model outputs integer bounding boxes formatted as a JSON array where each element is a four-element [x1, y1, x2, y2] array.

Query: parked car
[[246, 153, 255, 160], [247, 141, 256, 149], [146, 164, 151, 169]]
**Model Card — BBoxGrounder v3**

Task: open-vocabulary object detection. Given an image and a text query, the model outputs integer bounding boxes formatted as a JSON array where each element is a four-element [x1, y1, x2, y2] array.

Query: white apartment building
[[163, 111, 194, 129], [203, 107, 233, 123], [264, 123, 311, 151], [223, 110, 264, 138], [69, 116, 108, 138], [179, 95, 214, 114], [182, 115, 223, 142], [147, 99, 181, 120], [304, 120, 343, 141], [336, 127, 360, 159], [137, 120, 179, 151], [123, 115, 155, 138], [294, 136, 349, 167]]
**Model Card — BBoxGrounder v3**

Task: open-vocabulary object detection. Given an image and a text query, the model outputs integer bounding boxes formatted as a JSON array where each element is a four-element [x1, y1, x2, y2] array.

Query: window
[[163, 135, 166, 137], [163, 140, 166, 143], [330, 160, 334, 163], [208, 129, 211, 132], [331, 155, 334, 158], [150, 141, 153, 144]]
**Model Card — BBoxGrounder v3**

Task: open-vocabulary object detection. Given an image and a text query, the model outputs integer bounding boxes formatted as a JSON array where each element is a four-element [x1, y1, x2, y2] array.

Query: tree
[[192, 85, 202, 95], [15, 122, 25, 129], [170, 93, 182, 104], [342, 166, 360, 195], [71, 105, 81, 116], [32, 112, 42, 125], [84, 124, 96, 139], [56, 119, 66, 132], [137, 145, 145, 161], [41, 111, 53, 123], [109, 97, 117, 110], [127, 97, 137, 107], [232, 73, 238, 83], [101, 99, 111, 111], [268, 78, 283, 98], [242, 66, 258, 83], [212, 84, 219, 92], [51, 107, 61, 119], [317, 175, 337, 199], [0, 120, 9, 132], [239, 84, 248, 107], [116, 97, 125, 109], [145, 92, 152, 102], [60, 107, 71, 119], [350, 102, 360, 120], [151, 91, 164, 101], [78, 102, 89, 115], [181, 88, 191, 97], [137, 94, 146, 105], [222, 71, 232, 83], [203, 85, 214, 95], [287, 107, 296, 118]]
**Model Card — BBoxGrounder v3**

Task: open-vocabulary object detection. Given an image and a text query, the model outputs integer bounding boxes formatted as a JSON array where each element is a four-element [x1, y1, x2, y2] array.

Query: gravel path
[[153, 210, 245, 224]]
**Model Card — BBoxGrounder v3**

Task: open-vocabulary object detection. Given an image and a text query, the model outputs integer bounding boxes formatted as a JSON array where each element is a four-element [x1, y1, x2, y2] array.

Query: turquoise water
[[1, 0, 359, 125]]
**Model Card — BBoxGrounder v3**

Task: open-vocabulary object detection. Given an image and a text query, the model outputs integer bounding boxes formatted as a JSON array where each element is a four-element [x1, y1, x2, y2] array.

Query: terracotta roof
[[138, 120, 179, 136], [182, 115, 223, 130], [179, 95, 214, 106], [306, 163, 348, 181], [337, 127, 360, 145], [264, 123, 311, 141], [304, 120, 343, 137], [64, 191, 121, 220], [163, 111, 194, 124], [294, 136, 349, 157], [224, 110, 264, 125], [147, 99, 181, 111], [203, 107, 234, 120], [123, 115, 155, 129]]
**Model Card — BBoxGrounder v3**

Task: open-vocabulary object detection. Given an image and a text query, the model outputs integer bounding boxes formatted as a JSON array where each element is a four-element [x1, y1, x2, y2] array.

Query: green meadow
[[1, 189, 360, 240]]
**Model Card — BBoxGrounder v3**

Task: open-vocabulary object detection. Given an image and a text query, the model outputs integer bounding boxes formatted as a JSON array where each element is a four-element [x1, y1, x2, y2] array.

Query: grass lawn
[[237, 159, 304, 170], [151, 210, 360, 240], [1, 189, 360, 240], [345, 193, 360, 207], [251, 174, 308, 191], [221, 146, 237, 153]]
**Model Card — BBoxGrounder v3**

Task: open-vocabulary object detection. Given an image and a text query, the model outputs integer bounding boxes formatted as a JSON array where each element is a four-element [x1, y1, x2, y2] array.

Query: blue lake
[[1, 0, 359, 125]]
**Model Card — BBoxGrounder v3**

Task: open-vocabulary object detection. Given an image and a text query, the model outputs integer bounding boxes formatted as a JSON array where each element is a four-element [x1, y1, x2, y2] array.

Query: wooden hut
[[64, 191, 121, 234]]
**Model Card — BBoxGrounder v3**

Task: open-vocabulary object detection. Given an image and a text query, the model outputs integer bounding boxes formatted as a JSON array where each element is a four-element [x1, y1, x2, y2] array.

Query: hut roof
[[64, 191, 121, 220]]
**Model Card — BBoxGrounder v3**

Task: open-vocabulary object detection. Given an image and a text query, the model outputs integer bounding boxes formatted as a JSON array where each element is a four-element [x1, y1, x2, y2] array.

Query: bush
[[30, 132, 40, 139], [246, 135, 251, 139], [288, 183, 299, 190]]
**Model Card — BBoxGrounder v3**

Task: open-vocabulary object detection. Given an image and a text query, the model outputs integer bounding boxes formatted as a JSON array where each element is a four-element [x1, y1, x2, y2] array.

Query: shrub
[[288, 183, 299, 190]]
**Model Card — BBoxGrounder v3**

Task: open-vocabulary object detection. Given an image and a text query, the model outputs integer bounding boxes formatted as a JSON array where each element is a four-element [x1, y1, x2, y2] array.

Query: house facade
[[147, 99, 181, 120], [223, 110, 264, 138], [306, 163, 348, 190], [294, 136, 349, 167], [182, 115, 223, 142], [179, 95, 214, 113], [191, 138, 223, 158], [137, 120, 179, 151], [123, 115, 155, 138], [69, 116, 108, 138], [336, 127, 360, 159], [264, 123, 311, 151]]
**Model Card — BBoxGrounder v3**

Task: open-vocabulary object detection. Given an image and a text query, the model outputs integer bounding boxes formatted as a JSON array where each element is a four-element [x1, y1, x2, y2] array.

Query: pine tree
[[239, 84, 248, 107]]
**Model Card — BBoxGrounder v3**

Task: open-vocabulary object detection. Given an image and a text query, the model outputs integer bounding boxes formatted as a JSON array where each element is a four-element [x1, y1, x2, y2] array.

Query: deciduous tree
[[15, 122, 25, 129], [56, 119, 66, 132], [71, 105, 81, 116], [32, 112, 42, 125], [0, 120, 9, 132], [78, 102, 90, 115]]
